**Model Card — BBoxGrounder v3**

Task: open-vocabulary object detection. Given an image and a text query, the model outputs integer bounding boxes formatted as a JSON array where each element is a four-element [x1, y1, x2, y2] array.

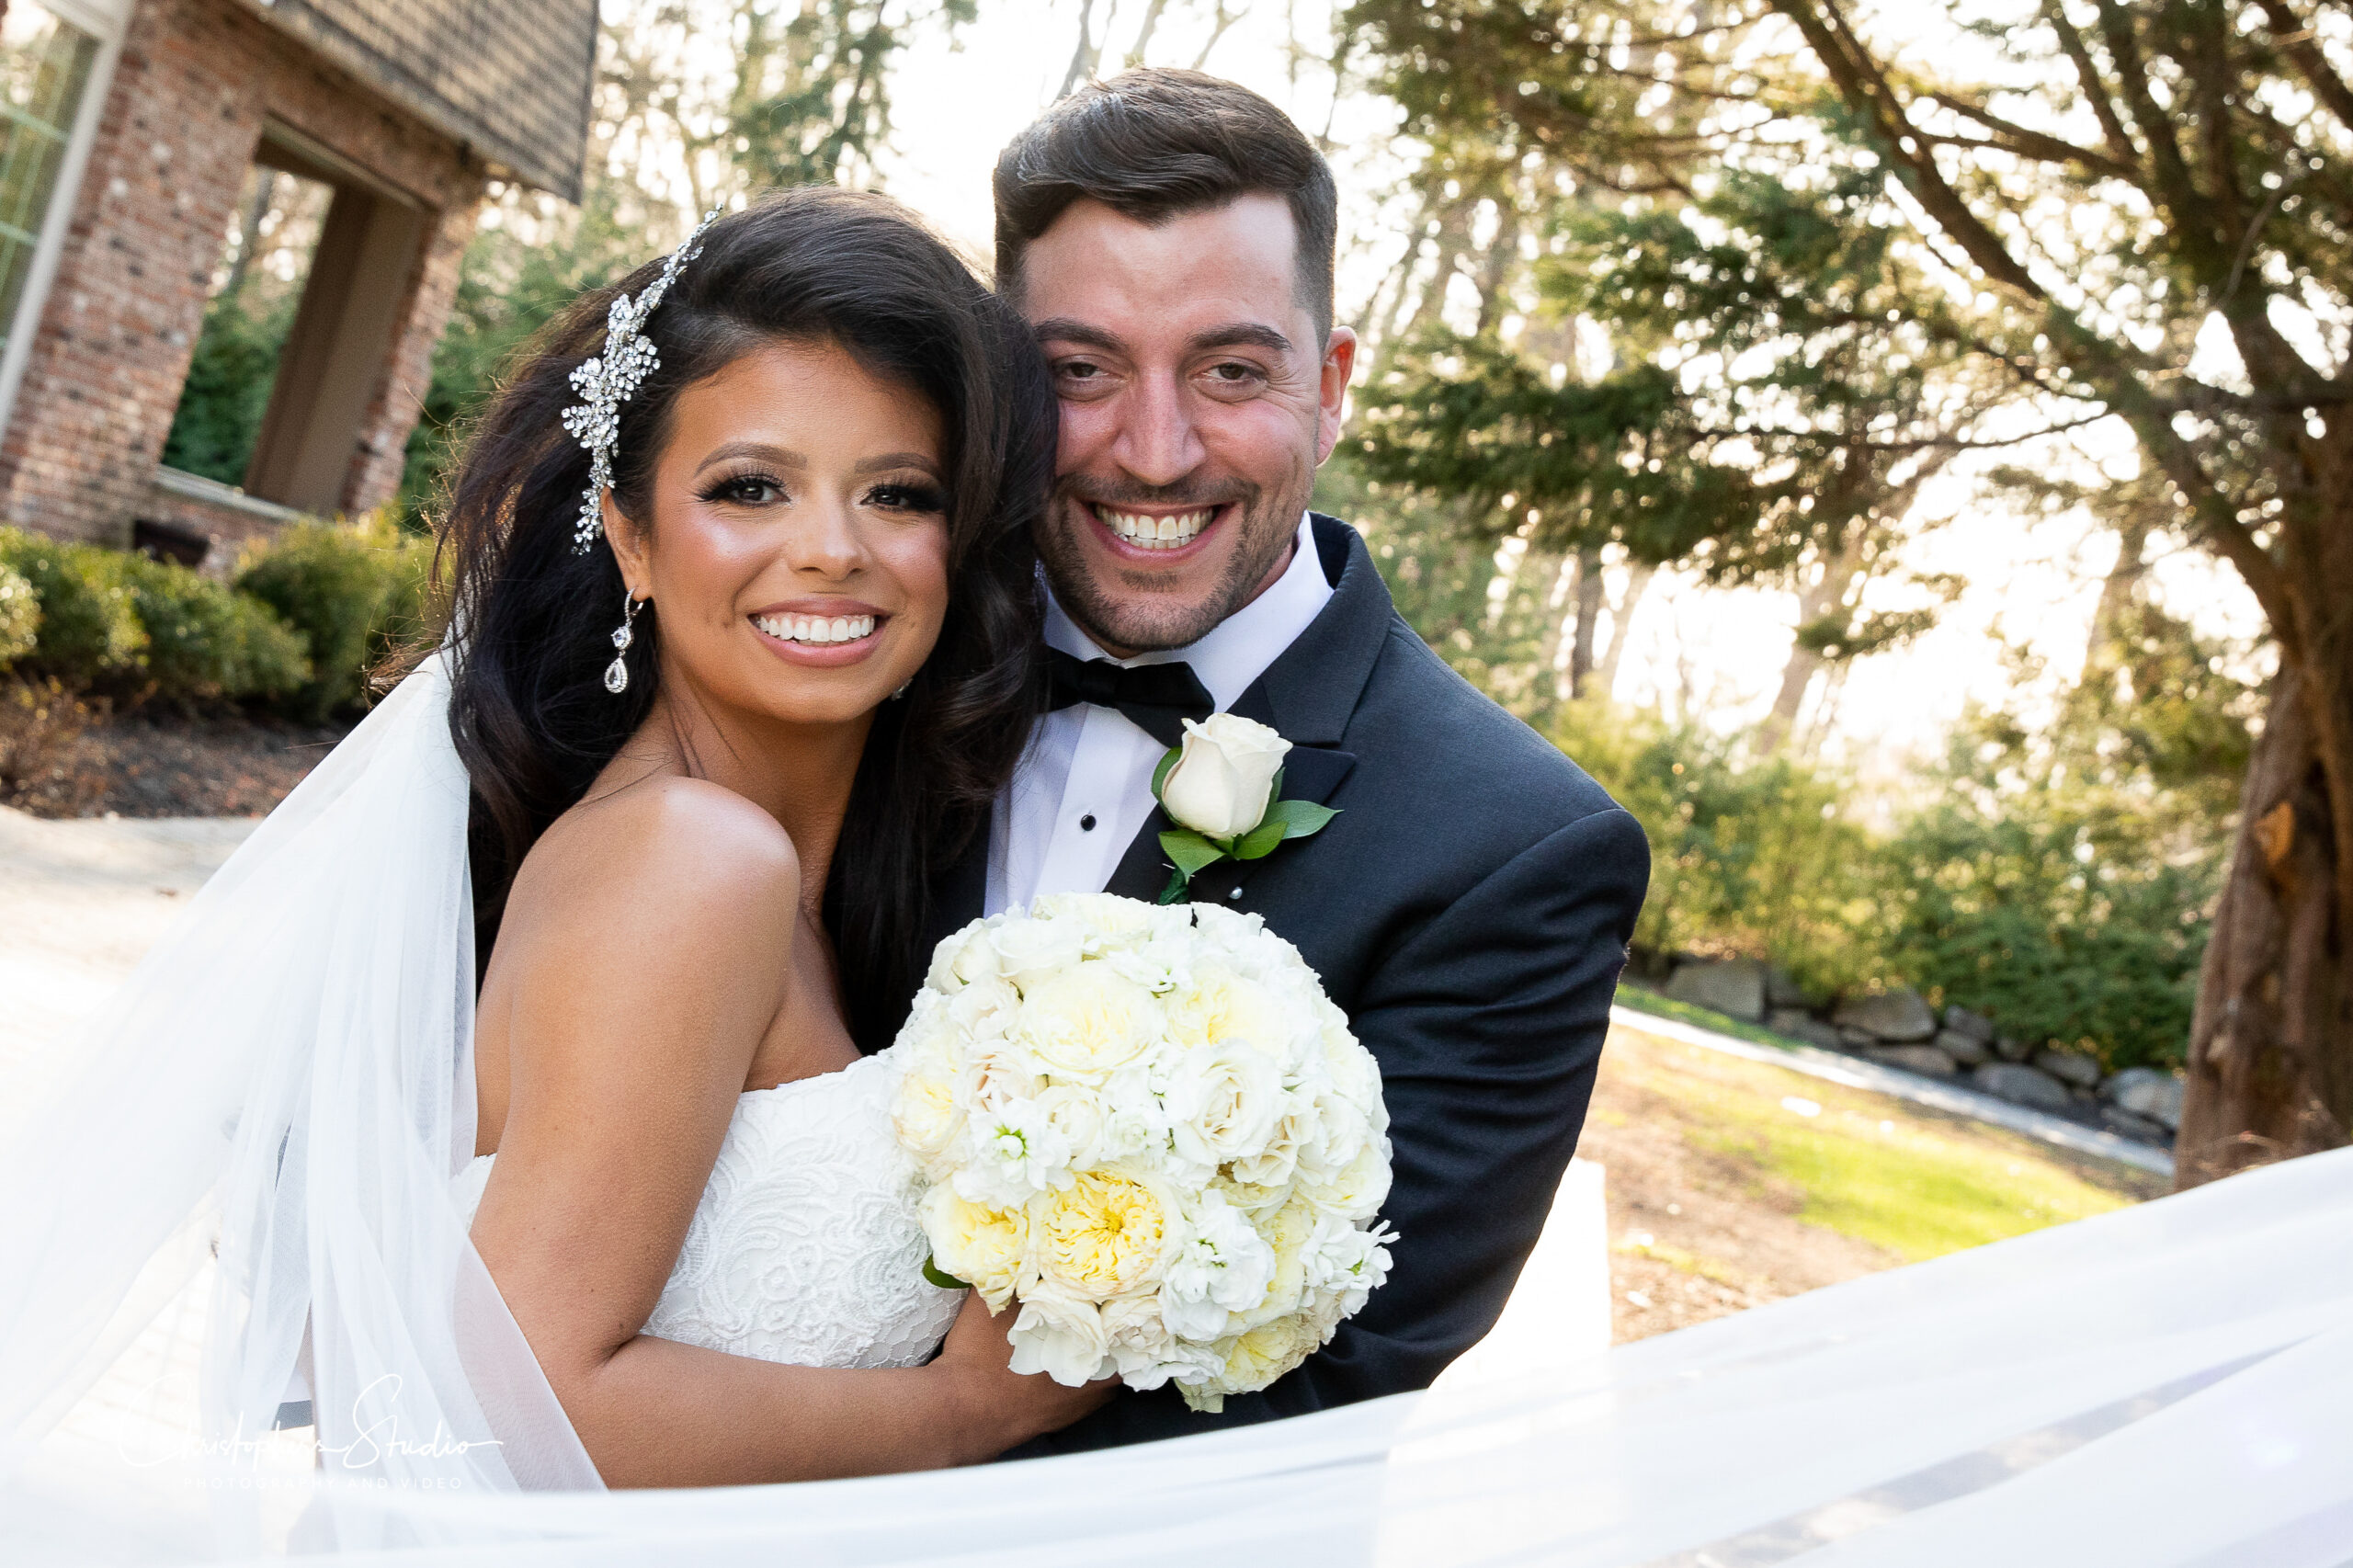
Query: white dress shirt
[[988, 513, 1335, 915]]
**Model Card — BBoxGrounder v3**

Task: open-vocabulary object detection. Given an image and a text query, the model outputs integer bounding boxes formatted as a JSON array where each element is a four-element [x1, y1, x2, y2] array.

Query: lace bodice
[[455, 1049, 961, 1370]]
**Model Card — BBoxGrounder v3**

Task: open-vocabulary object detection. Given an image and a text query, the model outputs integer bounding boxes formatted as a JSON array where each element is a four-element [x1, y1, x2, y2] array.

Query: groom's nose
[[1105, 371, 1207, 488]]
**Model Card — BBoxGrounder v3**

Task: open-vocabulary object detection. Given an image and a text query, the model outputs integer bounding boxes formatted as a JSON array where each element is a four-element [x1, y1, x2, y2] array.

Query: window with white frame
[[0, 4, 100, 363]]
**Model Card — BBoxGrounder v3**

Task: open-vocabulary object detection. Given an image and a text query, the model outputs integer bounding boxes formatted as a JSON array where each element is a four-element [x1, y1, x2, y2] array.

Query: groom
[[923, 68, 1649, 1452]]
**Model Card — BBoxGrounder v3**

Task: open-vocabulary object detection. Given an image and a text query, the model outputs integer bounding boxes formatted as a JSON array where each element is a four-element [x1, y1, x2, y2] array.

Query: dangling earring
[[604, 591, 643, 695], [890, 677, 912, 701]]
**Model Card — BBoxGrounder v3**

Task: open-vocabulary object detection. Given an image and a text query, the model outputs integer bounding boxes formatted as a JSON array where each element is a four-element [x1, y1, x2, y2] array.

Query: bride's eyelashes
[[689, 470, 945, 516], [697, 468, 789, 507], [864, 479, 948, 515]]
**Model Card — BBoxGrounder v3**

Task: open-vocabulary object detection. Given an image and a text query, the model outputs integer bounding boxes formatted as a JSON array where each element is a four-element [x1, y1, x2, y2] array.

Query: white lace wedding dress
[[452, 1050, 961, 1370]]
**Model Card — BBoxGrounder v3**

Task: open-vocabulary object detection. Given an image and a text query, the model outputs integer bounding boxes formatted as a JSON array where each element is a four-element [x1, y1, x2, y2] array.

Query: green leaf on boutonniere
[[922, 1256, 970, 1290], [1151, 745, 1182, 800], [1261, 798, 1338, 839], [1233, 817, 1289, 860], [1160, 828, 1228, 879]]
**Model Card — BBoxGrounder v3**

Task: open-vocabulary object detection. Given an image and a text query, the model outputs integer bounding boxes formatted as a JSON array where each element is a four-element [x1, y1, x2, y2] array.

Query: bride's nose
[[782, 492, 870, 579]]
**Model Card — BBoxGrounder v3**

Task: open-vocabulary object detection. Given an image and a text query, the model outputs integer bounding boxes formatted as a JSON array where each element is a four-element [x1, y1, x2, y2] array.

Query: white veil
[[0, 655, 597, 1558], [1, 651, 2348, 1566]]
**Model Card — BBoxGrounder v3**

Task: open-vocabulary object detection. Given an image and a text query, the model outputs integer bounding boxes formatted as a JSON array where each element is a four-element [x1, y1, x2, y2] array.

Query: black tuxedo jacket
[[911, 514, 1650, 1454]]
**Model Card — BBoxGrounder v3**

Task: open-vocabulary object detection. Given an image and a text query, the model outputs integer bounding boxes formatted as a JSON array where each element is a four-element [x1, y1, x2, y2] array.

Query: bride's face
[[608, 337, 951, 728]]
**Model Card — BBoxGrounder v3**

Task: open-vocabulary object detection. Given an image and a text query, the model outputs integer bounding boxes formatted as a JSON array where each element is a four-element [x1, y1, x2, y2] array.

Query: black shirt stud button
[[1079, 814, 1097, 832]]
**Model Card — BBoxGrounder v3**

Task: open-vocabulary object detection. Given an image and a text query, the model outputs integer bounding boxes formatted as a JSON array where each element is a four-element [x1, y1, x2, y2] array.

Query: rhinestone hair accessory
[[560, 206, 724, 553]]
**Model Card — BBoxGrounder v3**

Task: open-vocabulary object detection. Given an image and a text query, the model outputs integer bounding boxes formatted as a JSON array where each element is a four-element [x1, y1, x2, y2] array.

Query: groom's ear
[[1315, 327, 1358, 467], [602, 491, 654, 597]]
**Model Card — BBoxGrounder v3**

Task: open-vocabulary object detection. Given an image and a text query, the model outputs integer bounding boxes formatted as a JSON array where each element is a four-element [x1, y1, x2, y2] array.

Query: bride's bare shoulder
[[506, 776, 801, 963]]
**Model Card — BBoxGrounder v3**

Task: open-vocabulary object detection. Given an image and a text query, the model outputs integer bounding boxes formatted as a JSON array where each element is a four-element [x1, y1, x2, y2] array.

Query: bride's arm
[[468, 779, 1103, 1486]]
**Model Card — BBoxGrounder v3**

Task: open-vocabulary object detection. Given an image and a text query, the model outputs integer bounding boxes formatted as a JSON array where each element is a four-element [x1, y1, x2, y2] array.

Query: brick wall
[[0, 0, 487, 548]]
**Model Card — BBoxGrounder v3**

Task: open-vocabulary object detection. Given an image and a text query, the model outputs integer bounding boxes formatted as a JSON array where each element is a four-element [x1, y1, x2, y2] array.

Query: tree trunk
[[1595, 561, 1655, 701], [1758, 527, 1863, 754], [1566, 547, 1603, 699], [2082, 513, 2153, 684], [2177, 658, 2353, 1187]]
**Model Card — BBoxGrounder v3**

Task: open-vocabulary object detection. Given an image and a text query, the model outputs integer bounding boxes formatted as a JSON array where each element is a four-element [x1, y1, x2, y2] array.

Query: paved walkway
[[0, 807, 256, 1109], [1609, 1005, 2176, 1180]]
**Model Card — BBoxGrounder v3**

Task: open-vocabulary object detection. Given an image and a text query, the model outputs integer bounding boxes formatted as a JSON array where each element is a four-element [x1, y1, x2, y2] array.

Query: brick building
[[0, 0, 597, 561]]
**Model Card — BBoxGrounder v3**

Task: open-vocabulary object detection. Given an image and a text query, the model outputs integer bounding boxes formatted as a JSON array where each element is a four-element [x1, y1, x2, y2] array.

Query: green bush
[[1552, 701, 1887, 998], [120, 554, 310, 704], [1876, 746, 2216, 1073], [0, 562, 38, 668], [236, 514, 438, 719], [0, 528, 147, 686]]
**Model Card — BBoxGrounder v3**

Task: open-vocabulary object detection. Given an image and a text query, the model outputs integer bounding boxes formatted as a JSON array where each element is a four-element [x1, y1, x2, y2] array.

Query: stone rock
[[1664, 958, 1767, 1022], [1765, 965, 1813, 1009], [1838, 1025, 1881, 1051], [1831, 987, 1938, 1043], [1768, 1008, 1846, 1051], [2034, 1049, 2103, 1089], [1971, 1062, 2074, 1113], [1941, 1006, 1995, 1046], [2104, 1067, 2185, 1131], [1934, 1027, 1993, 1068], [2099, 1105, 2172, 1145], [1995, 1036, 2035, 1062], [1859, 1044, 1959, 1078]]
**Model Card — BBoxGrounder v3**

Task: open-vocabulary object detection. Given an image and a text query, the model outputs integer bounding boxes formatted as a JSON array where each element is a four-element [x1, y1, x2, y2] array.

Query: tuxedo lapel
[[1108, 518, 1391, 909]]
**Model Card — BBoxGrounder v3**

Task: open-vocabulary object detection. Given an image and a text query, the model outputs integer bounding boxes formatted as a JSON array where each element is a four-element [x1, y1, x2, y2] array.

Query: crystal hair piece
[[560, 206, 725, 553]]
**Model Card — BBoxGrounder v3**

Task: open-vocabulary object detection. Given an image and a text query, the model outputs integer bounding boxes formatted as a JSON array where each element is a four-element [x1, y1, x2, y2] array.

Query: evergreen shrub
[[236, 513, 438, 720], [0, 528, 147, 686]]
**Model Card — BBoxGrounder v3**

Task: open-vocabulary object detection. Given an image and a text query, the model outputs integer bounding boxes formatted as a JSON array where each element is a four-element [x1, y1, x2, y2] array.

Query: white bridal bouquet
[[888, 892, 1395, 1410]]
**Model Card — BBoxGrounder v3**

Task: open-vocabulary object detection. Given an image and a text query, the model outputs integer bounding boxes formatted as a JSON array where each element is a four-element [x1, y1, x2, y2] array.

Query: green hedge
[[234, 515, 438, 721], [0, 529, 146, 683], [0, 562, 37, 667], [0, 517, 434, 715]]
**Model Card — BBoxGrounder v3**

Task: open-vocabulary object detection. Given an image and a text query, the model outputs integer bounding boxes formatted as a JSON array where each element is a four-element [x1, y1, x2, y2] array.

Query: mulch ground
[[6, 706, 349, 818]]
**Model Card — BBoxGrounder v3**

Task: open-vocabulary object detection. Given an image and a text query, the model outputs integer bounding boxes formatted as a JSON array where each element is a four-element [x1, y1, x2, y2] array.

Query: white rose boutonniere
[[1152, 713, 1337, 903]]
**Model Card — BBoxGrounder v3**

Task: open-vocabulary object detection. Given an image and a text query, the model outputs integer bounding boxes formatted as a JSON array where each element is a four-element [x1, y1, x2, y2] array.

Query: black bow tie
[[1046, 649, 1214, 748]]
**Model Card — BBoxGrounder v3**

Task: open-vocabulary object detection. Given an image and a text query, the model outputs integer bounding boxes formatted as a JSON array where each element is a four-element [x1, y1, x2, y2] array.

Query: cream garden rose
[[1159, 713, 1290, 839], [889, 892, 1395, 1407]]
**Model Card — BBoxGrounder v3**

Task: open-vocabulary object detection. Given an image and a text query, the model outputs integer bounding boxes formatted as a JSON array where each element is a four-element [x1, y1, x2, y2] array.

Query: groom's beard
[[1039, 472, 1302, 656]]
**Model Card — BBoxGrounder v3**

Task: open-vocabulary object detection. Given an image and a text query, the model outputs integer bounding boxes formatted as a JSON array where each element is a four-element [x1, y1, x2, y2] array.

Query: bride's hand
[[932, 1290, 1116, 1461]]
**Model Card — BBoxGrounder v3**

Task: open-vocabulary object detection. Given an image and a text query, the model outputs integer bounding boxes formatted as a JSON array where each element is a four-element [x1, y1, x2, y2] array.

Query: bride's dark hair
[[441, 187, 1050, 1051]]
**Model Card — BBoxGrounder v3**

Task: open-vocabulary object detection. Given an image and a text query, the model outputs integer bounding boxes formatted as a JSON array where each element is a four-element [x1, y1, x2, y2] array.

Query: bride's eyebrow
[[693, 440, 806, 475], [855, 452, 943, 478]]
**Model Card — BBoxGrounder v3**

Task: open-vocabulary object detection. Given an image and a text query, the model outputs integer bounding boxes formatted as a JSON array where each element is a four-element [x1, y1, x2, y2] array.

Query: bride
[[0, 187, 1103, 1532]]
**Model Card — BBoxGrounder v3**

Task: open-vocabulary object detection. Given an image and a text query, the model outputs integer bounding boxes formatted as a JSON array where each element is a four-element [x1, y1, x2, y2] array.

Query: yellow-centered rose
[[1029, 1167, 1175, 1301], [920, 1185, 1029, 1311]]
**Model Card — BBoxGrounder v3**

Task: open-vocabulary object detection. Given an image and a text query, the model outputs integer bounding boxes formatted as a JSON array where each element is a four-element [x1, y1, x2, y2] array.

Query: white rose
[[890, 1065, 964, 1176], [919, 1186, 1029, 1311], [1232, 1193, 1320, 1331], [1099, 1293, 1179, 1384], [1095, 1067, 1168, 1162], [1298, 1134, 1392, 1222], [1014, 963, 1164, 1081], [989, 916, 1086, 994], [1165, 1040, 1284, 1174], [1032, 1084, 1109, 1170], [926, 917, 1002, 991], [1006, 1285, 1113, 1387], [1160, 713, 1290, 840]]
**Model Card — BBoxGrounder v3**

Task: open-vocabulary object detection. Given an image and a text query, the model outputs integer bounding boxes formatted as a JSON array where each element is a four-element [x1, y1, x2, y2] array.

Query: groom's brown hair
[[993, 68, 1338, 338]]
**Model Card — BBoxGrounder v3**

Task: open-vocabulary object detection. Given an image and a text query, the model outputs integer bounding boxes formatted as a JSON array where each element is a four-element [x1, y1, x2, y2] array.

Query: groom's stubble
[[1036, 468, 1306, 656]]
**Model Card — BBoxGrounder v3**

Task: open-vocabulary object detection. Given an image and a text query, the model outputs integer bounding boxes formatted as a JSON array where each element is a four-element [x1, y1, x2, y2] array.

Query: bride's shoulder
[[515, 776, 801, 945]]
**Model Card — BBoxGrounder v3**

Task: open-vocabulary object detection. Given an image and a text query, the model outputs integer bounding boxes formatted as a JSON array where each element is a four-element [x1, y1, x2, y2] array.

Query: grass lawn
[[1582, 1019, 2164, 1340]]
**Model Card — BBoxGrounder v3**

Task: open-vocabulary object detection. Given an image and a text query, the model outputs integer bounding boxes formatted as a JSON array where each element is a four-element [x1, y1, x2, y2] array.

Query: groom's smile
[[1016, 195, 1354, 657]]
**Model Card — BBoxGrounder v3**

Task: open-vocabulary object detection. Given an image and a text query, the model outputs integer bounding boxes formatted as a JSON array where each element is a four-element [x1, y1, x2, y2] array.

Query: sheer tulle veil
[[0, 653, 598, 1554]]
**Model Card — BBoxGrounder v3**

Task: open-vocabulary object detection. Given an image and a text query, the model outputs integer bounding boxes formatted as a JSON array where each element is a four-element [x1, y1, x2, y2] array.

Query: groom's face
[[1019, 195, 1355, 656]]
